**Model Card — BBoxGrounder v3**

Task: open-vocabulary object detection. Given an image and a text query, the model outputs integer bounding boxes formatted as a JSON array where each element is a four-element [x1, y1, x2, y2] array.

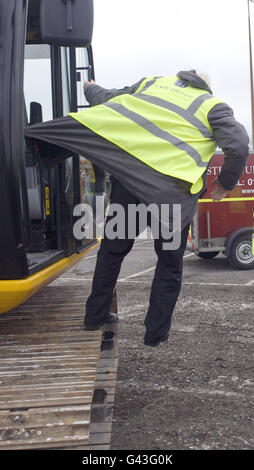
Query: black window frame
[[0, 0, 97, 280]]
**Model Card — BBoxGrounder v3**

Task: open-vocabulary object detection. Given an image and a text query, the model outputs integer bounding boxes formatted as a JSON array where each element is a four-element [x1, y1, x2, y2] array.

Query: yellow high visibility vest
[[69, 76, 223, 194]]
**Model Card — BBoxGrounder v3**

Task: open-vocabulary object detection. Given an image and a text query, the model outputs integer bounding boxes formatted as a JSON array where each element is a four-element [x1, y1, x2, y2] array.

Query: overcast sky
[[92, 0, 254, 143]]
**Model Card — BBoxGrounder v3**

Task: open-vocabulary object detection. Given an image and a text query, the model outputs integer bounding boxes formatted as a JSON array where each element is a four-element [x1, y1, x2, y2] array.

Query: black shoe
[[84, 312, 119, 331], [144, 333, 169, 347]]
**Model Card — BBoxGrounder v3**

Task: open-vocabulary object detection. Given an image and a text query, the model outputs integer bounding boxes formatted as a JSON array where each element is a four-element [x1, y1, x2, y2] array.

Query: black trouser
[[85, 179, 190, 343]]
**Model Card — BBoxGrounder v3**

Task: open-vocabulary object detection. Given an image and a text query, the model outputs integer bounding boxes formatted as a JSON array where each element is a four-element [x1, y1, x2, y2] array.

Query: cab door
[[24, 42, 100, 269], [0, 0, 30, 280]]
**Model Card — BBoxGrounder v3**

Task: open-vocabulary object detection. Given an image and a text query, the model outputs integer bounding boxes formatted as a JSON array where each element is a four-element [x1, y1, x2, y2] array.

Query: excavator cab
[[23, 0, 101, 263], [0, 0, 105, 312]]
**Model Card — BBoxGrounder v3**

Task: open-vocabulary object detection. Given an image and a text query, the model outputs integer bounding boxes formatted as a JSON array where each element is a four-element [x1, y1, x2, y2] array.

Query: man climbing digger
[[77, 70, 248, 346], [24, 70, 249, 346]]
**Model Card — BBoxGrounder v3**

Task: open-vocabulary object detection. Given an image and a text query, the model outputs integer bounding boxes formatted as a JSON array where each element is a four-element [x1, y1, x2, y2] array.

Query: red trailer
[[191, 152, 254, 269]]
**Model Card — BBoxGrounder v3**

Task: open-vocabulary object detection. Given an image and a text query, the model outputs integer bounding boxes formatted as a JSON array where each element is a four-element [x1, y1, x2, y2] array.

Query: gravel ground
[[109, 248, 254, 450], [58, 240, 254, 450]]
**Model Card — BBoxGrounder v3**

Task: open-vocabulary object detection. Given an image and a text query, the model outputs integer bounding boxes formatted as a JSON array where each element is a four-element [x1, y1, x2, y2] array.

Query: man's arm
[[208, 103, 249, 198], [83, 78, 145, 107]]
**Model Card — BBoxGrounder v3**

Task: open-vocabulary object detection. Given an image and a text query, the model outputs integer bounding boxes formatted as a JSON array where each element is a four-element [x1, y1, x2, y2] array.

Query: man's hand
[[83, 79, 95, 92], [210, 178, 228, 201]]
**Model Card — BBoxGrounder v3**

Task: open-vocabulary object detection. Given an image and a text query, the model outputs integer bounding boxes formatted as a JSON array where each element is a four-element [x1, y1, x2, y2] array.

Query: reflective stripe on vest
[[134, 93, 214, 139], [69, 76, 223, 194], [105, 101, 207, 169]]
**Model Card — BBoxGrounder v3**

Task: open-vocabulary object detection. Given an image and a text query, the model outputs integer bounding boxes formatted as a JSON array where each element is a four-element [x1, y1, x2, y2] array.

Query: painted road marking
[[183, 253, 195, 259], [119, 266, 155, 282], [119, 252, 195, 282], [119, 280, 253, 286], [132, 247, 155, 250], [82, 254, 98, 260], [184, 281, 252, 287], [52, 277, 254, 287], [52, 277, 93, 283], [52, 251, 252, 287], [134, 240, 153, 246]]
